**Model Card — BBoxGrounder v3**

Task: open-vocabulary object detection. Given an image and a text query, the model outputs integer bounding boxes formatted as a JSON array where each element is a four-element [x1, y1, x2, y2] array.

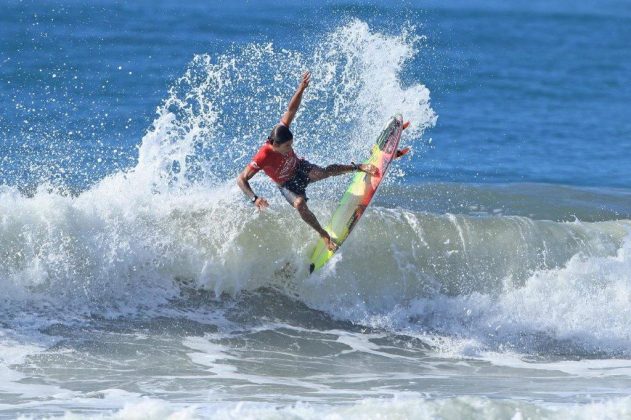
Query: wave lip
[[2, 182, 629, 302], [3, 174, 631, 359]]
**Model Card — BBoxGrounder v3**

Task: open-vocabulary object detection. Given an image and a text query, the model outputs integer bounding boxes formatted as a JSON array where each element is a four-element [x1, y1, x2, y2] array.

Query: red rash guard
[[248, 142, 299, 184]]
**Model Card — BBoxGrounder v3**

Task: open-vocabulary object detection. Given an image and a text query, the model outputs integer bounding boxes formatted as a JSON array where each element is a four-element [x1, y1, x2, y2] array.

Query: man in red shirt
[[237, 72, 378, 251]]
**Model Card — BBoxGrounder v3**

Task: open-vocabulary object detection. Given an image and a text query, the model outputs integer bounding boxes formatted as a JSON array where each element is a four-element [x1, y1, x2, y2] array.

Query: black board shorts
[[278, 159, 316, 205]]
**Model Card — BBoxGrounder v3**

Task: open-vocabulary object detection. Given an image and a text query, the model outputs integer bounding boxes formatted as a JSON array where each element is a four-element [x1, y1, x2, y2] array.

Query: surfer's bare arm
[[237, 166, 269, 210], [280, 71, 310, 128]]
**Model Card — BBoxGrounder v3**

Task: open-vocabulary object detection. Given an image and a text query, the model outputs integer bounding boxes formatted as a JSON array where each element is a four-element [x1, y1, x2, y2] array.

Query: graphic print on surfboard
[[309, 114, 404, 273]]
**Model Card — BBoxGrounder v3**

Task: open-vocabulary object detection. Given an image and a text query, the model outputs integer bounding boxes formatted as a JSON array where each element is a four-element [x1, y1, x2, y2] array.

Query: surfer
[[237, 71, 404, 251]]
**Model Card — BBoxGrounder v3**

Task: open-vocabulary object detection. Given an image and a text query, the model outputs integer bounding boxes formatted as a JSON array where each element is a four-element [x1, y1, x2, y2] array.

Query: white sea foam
[[0, 334, 66, 402], [337, 230, 631, 358], [34, 395, 631, 420], [204, 396, 631, 420]]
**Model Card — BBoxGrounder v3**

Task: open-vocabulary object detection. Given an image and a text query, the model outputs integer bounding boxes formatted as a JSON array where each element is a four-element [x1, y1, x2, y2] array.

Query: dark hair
[[267, 124, 293, 145]]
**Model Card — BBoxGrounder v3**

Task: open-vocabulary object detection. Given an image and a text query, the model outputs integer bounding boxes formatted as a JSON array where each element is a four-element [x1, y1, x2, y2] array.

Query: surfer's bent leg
[[309, 164, 358, 182], [293, 197, 337, 251], [308, 163, 378, 182]]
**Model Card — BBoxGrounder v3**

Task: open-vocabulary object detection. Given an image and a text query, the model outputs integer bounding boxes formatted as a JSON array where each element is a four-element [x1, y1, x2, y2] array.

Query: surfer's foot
[[322, 233, 338, 251], [358, 163, 379, 176]]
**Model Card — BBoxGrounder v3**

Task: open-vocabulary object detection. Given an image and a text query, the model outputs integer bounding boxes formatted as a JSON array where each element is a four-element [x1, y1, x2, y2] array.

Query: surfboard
[[309, 114, 405, 273]]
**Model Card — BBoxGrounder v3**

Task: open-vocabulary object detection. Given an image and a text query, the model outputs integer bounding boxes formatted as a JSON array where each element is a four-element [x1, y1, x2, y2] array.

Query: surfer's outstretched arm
[[237, 165, 269, 210], [280, 71, 310, 128]]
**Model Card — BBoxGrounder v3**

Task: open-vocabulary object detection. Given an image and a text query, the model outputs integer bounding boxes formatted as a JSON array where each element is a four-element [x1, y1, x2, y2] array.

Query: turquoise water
[[1, 1, 631, 418]]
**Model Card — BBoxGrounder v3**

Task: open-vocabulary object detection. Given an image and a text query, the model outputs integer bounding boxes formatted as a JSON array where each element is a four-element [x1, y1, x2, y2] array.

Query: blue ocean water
[[1, 1, 631, 418], [2, 0, 630, 190]]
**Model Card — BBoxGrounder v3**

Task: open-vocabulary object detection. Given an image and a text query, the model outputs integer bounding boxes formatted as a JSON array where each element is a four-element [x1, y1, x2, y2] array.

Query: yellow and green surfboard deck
[[309, 114, 405, 273]]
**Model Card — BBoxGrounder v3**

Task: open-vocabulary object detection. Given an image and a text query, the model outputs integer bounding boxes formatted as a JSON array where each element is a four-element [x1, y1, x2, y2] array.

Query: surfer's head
[[267, 124, 293, 149]]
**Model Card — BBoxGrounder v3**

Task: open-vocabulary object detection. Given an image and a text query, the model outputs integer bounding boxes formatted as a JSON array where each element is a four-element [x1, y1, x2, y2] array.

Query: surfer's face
[[274, 139, 293, 154]]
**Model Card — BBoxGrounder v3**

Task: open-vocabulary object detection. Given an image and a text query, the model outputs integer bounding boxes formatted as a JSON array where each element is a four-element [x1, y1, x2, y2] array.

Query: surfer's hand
[[358, 163, 379, 176], [299, 71, 311, 91], [254, 197, 269, 210]]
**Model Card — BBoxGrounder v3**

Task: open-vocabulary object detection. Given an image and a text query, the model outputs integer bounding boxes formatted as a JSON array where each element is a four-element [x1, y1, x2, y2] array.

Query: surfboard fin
[[395, 147, 410, 158], [403, 121, 411, 130]]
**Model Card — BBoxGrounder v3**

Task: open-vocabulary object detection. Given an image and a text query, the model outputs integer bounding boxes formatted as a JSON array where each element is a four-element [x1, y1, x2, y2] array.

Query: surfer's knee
[[293, 196, 307, 211]]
